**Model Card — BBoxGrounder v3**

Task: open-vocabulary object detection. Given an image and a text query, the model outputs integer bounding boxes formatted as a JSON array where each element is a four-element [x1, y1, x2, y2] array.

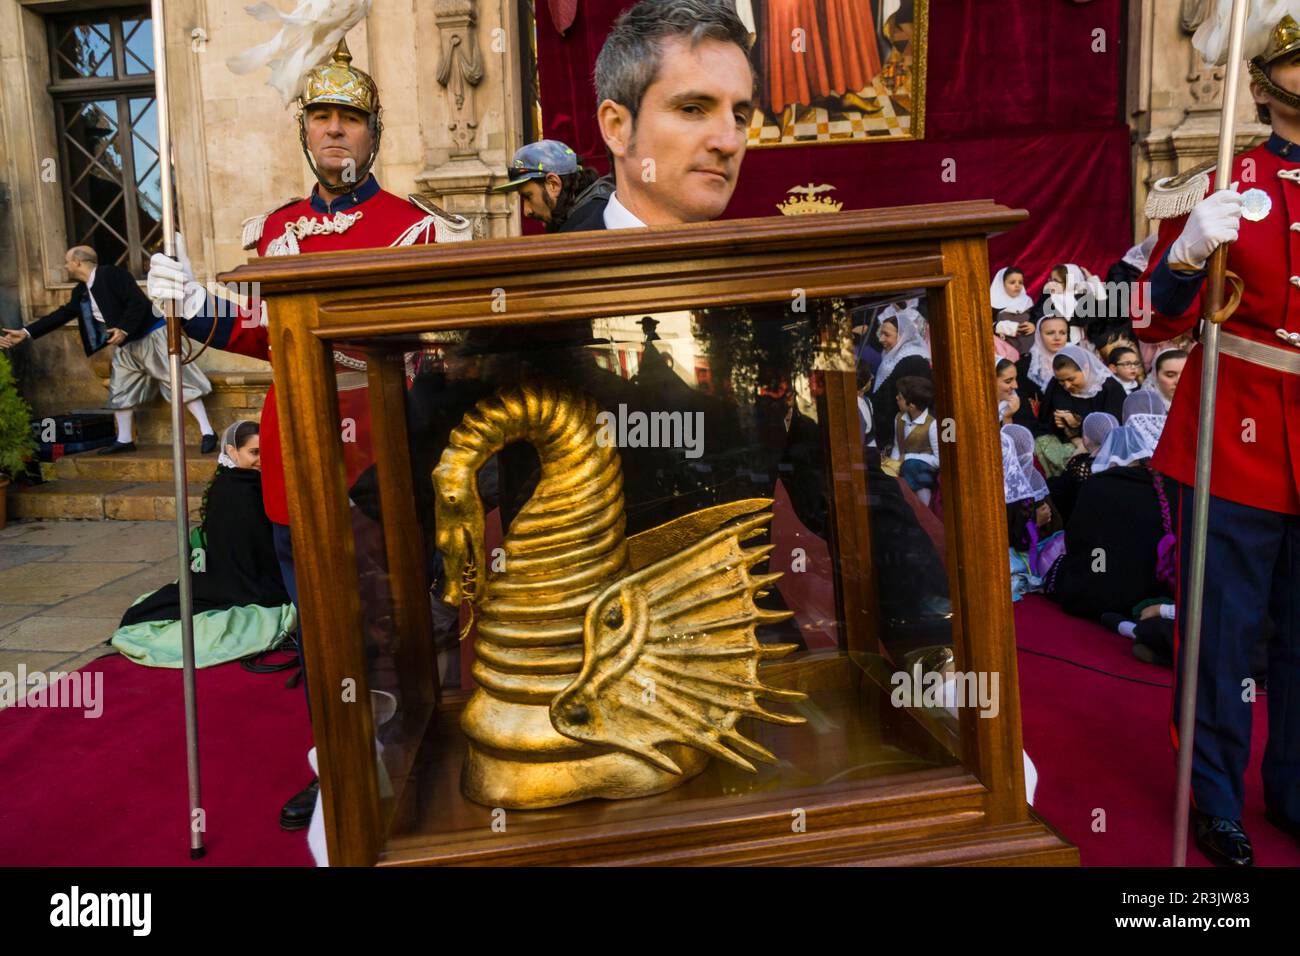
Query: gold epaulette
[[407, 193, 474, 243], [1145, 160, 1216, 221], [241, 197, 305, 251]]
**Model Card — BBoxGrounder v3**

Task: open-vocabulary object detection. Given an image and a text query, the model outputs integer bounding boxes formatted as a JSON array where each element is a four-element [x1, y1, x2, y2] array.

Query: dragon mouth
[[460, 539, 479, 602]]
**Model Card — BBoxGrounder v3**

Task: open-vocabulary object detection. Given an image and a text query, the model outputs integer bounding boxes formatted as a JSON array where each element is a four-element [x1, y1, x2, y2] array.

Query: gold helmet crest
[[1259, 14, 1300, 66], [299, 38, 380, 116], [1248, 15, 1300, 121]]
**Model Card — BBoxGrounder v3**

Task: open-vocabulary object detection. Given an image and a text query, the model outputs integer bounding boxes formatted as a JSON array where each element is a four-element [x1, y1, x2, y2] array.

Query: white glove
[[147, 232, 206, 320], [1167, 185, 1243, 270]]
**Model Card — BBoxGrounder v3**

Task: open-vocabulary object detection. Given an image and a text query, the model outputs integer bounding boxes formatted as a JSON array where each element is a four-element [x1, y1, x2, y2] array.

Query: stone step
[[53, 445, 216, 484], [70, 371, 271, 446], [135, 407, 264, 446], [10, 479, 204, 522]]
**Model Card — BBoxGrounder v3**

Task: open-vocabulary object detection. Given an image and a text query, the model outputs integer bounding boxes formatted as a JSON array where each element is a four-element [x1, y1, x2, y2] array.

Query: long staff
[[150, 0, 204, 861], [1172, 0, 1249, 868]]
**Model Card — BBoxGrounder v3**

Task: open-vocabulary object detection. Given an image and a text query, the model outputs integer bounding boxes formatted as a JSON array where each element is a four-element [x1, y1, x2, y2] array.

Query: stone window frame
[[46, 3, 160, 277], [2, 1, 209, 319]]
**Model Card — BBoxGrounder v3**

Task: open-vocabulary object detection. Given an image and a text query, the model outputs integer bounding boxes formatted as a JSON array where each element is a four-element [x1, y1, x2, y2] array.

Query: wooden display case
[[222, 202, 1078, 867]]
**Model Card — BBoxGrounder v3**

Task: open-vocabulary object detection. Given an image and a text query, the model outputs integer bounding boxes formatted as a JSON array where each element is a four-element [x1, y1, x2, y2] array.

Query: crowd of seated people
[[990, 241, 1197, 667]]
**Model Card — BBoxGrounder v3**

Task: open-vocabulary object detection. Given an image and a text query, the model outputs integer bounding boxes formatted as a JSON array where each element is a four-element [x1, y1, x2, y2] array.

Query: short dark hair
[[594, 0, 755, 120], [1155, 348, 1188, 371], [1106, 346, 1137, 365], [548, 168, 600, 232], [996, 358, 1015, 375], [231, 420, 259, 449], [897, 375, 933, 411]]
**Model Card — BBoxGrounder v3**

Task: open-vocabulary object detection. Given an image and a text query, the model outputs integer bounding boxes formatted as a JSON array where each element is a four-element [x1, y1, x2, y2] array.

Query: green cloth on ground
[[111, 599, 296, 669]]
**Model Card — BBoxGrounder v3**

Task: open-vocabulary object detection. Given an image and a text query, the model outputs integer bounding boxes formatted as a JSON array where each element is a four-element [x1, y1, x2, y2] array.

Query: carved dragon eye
[[565, 703, 590, 724], [604, 605, 624, 630]]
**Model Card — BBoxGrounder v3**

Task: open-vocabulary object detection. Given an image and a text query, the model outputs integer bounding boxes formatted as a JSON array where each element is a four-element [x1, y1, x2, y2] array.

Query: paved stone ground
[[0, 519, 178, 708]]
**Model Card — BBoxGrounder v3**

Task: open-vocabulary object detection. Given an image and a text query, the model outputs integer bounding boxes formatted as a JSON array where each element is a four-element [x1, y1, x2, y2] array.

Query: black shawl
[[120, 467, 289, 626]]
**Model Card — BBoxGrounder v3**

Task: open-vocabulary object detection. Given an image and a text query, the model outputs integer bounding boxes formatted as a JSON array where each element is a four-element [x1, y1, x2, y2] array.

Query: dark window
[[48, 7, 161, 277]]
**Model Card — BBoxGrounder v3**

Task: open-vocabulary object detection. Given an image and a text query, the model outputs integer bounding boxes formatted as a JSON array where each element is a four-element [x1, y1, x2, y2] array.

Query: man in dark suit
[[1, 246, 216, 454], [558, 0, 755, 233]]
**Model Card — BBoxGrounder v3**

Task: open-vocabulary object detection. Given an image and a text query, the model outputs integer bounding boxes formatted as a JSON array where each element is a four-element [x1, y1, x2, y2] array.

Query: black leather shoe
[[200, 432, 218, 454], [1265, 806, 1300, 841], [97, 440, 136, 456], [279, 779, 319, 832], [1193, 811, 1254, 866]]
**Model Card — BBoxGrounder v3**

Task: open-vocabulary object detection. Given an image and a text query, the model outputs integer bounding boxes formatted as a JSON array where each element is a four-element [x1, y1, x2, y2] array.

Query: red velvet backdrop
[[535, 0, 1133, 291]]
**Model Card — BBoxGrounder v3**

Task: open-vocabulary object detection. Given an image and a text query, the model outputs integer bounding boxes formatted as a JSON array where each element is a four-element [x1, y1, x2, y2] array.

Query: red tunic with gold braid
[[189, 178, 436, 525], [1136, 138, 1300, 515]]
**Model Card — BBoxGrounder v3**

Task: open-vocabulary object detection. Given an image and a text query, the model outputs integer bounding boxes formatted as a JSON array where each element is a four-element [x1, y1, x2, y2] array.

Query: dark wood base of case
[[375, 657, 1077, 867]]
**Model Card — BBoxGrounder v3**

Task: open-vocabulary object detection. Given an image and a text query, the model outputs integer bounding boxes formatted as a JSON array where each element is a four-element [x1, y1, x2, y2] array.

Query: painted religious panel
[[739, 0, 927, 146]]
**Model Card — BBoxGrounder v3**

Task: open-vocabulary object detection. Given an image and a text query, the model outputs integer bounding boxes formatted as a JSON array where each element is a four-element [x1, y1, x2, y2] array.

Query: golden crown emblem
[[776, 183, 844, 216], [1261, 14, 1300, 65], [300, 38, 380, 116]]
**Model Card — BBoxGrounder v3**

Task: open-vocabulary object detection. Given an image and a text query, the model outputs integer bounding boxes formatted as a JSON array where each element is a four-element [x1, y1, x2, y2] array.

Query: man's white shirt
[[603, 191, 647, 230], [85, 267, 106, 324]]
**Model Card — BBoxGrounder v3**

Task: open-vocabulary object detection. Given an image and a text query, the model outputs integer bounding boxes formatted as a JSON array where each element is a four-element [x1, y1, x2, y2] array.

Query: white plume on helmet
[[1193, 0, 1297, 66], [227, 0, 373, 106]]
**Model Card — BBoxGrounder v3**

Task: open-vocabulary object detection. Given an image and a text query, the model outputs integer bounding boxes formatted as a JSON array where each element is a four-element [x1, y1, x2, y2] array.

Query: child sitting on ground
[[884, 375, 940, 506], [1002, 427, 1066, 601], [1105, 345, 1144, 394]]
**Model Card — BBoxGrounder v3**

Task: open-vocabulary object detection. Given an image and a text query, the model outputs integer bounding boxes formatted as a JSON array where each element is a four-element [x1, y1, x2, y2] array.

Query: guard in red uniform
[[148, 34, 469, 831], [1137, 15, 1300, 866]]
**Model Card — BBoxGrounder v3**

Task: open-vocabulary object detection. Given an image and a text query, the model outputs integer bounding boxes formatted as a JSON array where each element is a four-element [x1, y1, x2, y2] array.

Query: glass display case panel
[[327, 289, 966, 848]]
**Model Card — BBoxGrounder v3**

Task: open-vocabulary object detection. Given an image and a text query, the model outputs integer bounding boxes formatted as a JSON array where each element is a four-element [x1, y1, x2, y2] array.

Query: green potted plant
[[0, 351, 38, 529]]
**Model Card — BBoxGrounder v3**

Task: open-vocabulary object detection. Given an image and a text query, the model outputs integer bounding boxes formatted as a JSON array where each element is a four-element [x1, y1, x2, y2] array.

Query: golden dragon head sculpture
[[432, 380, 807, 809]]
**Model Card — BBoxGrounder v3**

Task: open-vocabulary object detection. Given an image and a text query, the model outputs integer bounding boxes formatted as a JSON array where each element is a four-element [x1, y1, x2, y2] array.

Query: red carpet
[[1, 602, 1295, 866], [1016, 595, 1300, 867], [0, 653, 313, 866]]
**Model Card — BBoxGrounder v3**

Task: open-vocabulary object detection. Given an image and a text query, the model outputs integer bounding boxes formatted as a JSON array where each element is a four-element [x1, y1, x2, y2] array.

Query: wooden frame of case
[[222, 201, 1078, 867]]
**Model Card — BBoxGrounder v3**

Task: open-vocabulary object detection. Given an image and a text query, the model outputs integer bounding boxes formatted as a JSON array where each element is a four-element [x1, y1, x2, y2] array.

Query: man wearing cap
[[1137, 13, 1300, 866], [559, 0, 755, 234], [494, 139, 612, 233], [147, 29, 468, 832]]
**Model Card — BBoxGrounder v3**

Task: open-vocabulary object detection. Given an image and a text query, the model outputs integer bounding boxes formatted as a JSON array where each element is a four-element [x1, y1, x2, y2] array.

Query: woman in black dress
[[996, 358, 1039, 431], [1015, 315, 1071, 418], [1035, 344, 1126, 476], [112, 421, 293, 666], [870, 311, 932, 452]]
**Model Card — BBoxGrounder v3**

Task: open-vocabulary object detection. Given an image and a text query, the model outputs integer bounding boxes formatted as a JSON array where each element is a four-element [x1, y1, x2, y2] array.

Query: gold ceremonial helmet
[[297, 39, 383, 195], [300, 37, 380, 115], [1260, 14, 1300, 65]]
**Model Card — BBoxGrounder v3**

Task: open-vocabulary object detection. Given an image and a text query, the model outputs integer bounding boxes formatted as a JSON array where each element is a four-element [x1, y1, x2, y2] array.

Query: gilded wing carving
[[549, 510, 807, 774]]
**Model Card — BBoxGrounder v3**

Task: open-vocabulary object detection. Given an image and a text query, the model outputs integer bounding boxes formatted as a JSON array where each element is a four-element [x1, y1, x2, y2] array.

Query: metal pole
[[150, 0, 205, 860], [1172, 0, 1249, 868]]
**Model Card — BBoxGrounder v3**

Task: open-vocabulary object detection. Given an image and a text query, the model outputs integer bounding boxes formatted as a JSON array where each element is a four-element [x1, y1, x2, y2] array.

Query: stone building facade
[[1128, 0, 1270, 243], [0, 0, 532, 416]]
